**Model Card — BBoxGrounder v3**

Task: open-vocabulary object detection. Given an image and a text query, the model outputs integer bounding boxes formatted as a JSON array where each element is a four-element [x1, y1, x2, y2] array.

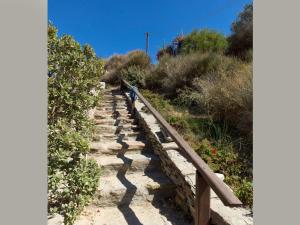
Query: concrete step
[[90, 140, 146, 155], [92, 153, 161, 176], [74, 202, 192, 225], [92, 172, 176, 207]]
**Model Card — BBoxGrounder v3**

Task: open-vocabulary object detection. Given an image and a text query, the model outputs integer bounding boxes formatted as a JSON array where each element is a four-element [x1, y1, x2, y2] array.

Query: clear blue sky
[[49, 0, 252, 63]]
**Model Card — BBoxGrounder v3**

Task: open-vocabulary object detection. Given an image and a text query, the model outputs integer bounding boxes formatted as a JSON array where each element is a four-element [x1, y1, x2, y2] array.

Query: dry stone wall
[[124, 91, 253, 225]]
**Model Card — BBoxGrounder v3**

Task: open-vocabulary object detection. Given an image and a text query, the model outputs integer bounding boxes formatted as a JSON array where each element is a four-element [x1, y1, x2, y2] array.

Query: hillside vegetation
[[103, 3, 253, 207]]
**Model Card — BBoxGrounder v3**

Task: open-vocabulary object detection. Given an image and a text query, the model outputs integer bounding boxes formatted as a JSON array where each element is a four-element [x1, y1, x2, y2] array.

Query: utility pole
[[145, 32, 149, 55]]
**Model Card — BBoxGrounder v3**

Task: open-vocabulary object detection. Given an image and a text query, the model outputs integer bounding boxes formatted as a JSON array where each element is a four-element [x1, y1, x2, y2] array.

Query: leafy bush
[[141, 89, 174, 115], [156, 35, 185, 60], [125, 50, 151, 69], [181, 29, 228, 54], [120, 65, 148, 88], [147, 51, 252, 136], [148, 52, 245, 97], [236, 180, 253, 208], [103, 50, 151, 84], [227, 3, 253, 59], [48, 24, 103, 224], [156, 45, 174, 61], [102, 54, 127, 84]]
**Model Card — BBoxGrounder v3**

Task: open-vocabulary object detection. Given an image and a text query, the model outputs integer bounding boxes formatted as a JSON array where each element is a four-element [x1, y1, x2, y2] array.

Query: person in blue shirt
[[129, 82, 138, 115]]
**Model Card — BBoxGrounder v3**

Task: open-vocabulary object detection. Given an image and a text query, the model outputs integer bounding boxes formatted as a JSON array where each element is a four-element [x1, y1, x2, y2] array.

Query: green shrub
[[149, 52, 252, 136], [49, 158, 100, 224], [103, 50, 151, 84], [156, 45, 174, 60], [48, 24, 103, 224], [181, 29, 228, 54], [125, 50, 151, 69], [236, 180, 253, 208], [148, 52, 245, 97], [141, 89, 174, 116], [227, 3, 253, 59], [120, 65, 148, 88], [102, 54, 127, 84]]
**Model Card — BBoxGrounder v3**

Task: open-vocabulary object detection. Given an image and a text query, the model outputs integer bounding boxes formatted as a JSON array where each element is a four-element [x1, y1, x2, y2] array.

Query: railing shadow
[[112, 88, 192, 225], [116, 142, 143, 225]]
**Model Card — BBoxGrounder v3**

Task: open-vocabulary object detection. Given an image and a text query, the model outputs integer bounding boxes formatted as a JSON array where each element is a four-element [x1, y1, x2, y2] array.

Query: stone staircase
[[74, 87, 192, 225]]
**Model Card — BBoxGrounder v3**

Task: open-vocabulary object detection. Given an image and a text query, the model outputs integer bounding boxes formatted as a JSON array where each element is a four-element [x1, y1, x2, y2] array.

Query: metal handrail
[[121, 79, 242, 207]]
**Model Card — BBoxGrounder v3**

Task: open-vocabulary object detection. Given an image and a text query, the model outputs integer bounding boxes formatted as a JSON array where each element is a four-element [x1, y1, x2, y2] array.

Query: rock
[[48, 214, 64, 225], [100, 82, 106, 89]]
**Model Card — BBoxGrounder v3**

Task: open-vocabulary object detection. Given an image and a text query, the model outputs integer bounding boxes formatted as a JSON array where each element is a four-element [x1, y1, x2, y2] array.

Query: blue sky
[[49, 0, 252, 63]]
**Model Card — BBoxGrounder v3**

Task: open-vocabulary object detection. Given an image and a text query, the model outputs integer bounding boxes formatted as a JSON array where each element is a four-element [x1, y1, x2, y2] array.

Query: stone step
[[103, 95, 126, 100], [92, 153, 161, 176], [90, 140, 146, 155], [97, 101, 127, 107], [92, 133, 118, 142], [94, 124, 139, 135], [92, 172, 176, 207], [74, 202, 192, 225], [94, 125, 117, 134], [94, 111, 132, 120], [92, 131, 141, 142], [94, 109, 129, 115], [94, 118, 135, 126], [98, 99, 127, 104], [117, 124, 140, 133], [95, 107, 129, 112]]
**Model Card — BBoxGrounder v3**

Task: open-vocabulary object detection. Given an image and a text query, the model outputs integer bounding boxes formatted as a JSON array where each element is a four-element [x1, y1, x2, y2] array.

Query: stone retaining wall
[[124, 91, 253, 225]]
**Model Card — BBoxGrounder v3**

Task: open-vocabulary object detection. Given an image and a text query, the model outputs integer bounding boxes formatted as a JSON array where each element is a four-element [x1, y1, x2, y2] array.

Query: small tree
[[181, 29, 228, 54], [227, 3, 253, 58], [156, 45, 174, 61]]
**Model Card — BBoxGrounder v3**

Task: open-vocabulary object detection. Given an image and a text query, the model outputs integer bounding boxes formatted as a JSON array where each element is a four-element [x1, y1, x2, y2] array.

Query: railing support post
[[195, 171, 211, 225]]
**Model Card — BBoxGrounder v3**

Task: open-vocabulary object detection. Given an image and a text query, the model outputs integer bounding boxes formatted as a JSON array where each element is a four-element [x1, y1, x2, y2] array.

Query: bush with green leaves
[[227, 3, 253, 59], [102, 50, 151, 84], [120, 65, 149, 88], [48, 24, 103, 224], [148, 52, 245, 97], [156, 45, 174, 60], [181, 29, 228, 54], [236, 179, 253, 208]]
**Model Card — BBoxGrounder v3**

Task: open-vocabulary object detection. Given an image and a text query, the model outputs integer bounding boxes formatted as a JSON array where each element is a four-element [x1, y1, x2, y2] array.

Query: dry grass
[[196, 63, 252, 135]]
